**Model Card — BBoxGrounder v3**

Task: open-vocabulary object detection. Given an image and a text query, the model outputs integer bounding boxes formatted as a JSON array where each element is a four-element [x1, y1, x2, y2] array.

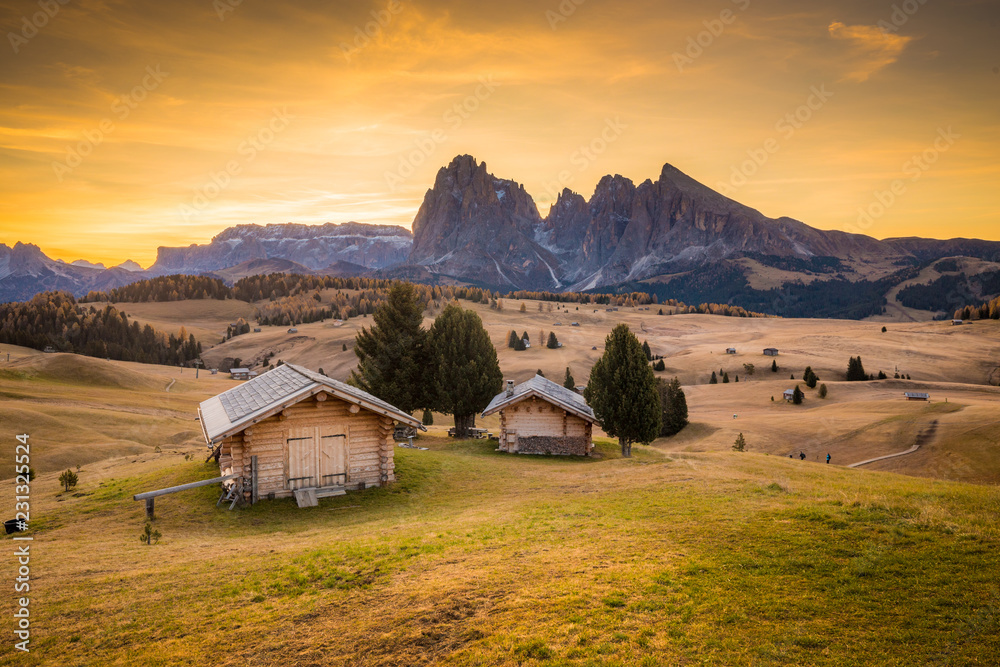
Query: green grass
[[5, 437, 1000, 666]]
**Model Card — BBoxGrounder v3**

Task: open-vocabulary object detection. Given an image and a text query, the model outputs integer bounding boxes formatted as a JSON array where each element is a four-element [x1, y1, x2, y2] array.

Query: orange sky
[[1, 0, 998, 268]]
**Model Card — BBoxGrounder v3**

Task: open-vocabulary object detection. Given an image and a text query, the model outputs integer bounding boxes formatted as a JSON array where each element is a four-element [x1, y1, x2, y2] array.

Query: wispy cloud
[[827, 22, 914, 82]]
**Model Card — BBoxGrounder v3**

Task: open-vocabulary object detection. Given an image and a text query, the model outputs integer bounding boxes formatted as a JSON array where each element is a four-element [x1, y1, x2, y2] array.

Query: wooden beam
[[349, 404, 360, 414], [145, 498, 154, 520], [133, 474, 238, 501], [251, 456, 259, 505]]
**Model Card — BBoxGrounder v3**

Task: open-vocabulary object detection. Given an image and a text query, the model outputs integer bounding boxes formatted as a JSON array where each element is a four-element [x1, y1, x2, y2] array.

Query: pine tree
[[584, 324, 661, 457], [348, 283, 427, 414], [654, 359, 666, 371], [536, 369, 545, 377], [804, 366, 818, 389], [771, 359, 778, 373], [733, 432, 747, 452], [709, 371, 718, 384], [792, 385, 804, 405], [547, 332, 559, 349], [818, 383, 828, 399], [59, 469, 78, 492], [846, 356, 867, 381], [563, 367, 575, 390], [878, 370, 887, 380], [642, 340, 652, 361], [421, 408, 434, 426], [657, 377, 689, 437], [723, 372, 730, 383], [426, 303, 503, 438], [507, 330, 519, 348], [514, 336, 527, 351]]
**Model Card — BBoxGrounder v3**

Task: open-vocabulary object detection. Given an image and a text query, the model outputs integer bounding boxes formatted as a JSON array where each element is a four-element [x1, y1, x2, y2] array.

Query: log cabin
[[198, 363, 422, 507], [482, 374, 596, 456]]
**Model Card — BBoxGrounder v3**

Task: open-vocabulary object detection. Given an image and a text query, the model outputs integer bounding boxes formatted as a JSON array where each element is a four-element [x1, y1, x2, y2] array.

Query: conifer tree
[[421, 408, 434, 426], [818, 383, 828, 399], [733, 432, 747, 452], [846, 356, 867, 381], [585, 324, 661, 457], [657, 377, 689, 437], [563, 367, 575, 390], [710, 371, 718, 384], [642, 340, 652, 361], [792, 385, 804, 405], [507, 330, 519, 348], [426, 303, 503, 438], [723, 372, 730, 383], [349, 283, 427, 414], [804, 366, 819, 389], [536, 369, 545, 377], [771, 359, 779, 373], [547, 332, 559, 349]]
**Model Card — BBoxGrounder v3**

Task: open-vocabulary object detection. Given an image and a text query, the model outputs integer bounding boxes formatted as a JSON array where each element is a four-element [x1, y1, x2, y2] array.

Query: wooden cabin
[[764, 348, 779, 356], [904, 392, 930, 401], [198, 364, 422, 507], [726, 347, 737, 355], [952, 319, 963, 326], [230, 368, 251, 380], [482, 375, 596, 456], [783, 389, 796, 402]]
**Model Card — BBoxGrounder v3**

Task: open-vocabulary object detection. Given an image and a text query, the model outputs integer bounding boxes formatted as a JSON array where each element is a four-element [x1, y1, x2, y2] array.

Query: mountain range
[[4, 155, 1000, 317]]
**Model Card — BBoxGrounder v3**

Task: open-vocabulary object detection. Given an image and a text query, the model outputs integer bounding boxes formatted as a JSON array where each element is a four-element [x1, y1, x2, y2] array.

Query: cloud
[[828, 22, 913, 82]]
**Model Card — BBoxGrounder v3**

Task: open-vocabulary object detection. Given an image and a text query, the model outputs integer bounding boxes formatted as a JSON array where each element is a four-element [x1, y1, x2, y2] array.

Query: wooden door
[[318, 425, 348, 487], [287, 427, 317, 490]]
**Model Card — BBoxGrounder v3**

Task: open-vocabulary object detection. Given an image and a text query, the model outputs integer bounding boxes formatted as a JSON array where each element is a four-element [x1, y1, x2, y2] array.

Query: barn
[[482, 375, 596, 456], [904, 392, 930, 401], [198, 364, 422, 507]]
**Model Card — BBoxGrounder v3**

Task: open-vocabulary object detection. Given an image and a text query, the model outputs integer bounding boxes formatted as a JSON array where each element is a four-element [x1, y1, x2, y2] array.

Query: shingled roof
[[198, 363, 422, 444], [482, 374, 596, 423]]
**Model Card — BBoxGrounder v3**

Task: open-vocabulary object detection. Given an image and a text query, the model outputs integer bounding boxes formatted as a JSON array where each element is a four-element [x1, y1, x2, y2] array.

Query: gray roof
[[198, 363, 421, 443], [482, 374, 596, 422], [904, 392, 930, 398]]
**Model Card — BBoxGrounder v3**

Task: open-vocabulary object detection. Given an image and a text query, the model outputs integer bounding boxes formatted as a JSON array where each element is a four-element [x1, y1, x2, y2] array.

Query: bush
[[421, 408, 433, 426], [818, 383, 828, 399], [58, 469, 78, 492], [733, 433, 747, 452], [140, 523, 161, 546]]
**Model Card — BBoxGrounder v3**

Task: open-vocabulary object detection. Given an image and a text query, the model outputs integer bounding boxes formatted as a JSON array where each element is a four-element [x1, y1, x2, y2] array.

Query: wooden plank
[[133, 474, 239, 500]]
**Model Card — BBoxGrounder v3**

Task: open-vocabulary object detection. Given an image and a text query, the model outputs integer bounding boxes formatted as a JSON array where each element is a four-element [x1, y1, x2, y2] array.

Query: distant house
[[571, 322, 580, 327], [726, 347, 737, 355], [43, 346, 56, 354], [783, 389, 795, 402], [199, 364, 423, 507], [482, 375, 597, 456], [253, 328, 262, 333], [230, 368, 252, 380], [764, 348, 779, 356], [904, 392, 930, 401], [522, 337, 531, 349], [287, 328, 299, 334], [210, 369, 219, 375], [952, 319, 963, 326]]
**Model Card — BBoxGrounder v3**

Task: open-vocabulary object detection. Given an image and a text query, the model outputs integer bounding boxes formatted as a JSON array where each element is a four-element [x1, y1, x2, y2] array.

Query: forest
[[0, 291, 202, 364], [898, 270, 1000, 313]]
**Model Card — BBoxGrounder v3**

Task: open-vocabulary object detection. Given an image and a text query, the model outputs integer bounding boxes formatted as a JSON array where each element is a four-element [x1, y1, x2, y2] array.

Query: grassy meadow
[[0, 296, 998, 665], [3, 435, 999, 666]]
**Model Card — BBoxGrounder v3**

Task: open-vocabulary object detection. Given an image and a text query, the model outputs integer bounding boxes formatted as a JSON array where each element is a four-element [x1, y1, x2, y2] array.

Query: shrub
[[733, 433, 747, 452], [59, 469, 78, 492], [818, 383, 828, 399], [140, 523, 161, 546]]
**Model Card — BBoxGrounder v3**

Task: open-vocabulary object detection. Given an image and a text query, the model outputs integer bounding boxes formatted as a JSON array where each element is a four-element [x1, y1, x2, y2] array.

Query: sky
[[1, 0, 998, 268]]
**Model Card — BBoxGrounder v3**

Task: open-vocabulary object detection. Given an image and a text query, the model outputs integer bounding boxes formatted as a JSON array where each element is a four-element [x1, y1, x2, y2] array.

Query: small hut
[[764, 348, 779, 356], [482, 375, 596, 456], [783, 389, 795, 402], [952, 319, 963, 326], [199, 364, 422, 507], [230, 368, 251, 380], [726, 347, 737, 355], [904, 392, 930, 401]]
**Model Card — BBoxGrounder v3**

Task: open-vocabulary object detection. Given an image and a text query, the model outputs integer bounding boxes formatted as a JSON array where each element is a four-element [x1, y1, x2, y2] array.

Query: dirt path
[[849, 420, 939, 468], [164, 378, 176, 392]]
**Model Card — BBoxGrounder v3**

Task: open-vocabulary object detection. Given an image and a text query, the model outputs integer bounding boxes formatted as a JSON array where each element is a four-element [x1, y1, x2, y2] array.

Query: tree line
[[954, 295, 1000, 321], [83, 275, 230, 302], [0, 291, 202, 365]]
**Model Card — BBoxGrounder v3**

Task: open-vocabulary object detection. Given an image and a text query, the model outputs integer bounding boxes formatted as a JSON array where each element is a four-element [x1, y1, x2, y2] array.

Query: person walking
[[799, 451, 806, 460], [826, 453, 831, 464]]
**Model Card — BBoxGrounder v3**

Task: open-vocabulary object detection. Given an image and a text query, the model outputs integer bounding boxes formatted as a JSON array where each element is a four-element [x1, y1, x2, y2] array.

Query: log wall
[[497, 396, 594, 456], [217, 392, 397, 500]]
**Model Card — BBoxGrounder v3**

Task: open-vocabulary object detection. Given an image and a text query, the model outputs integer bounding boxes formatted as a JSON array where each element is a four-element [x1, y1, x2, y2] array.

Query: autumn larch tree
[[585, 324, 661, 458], [349, 283, 427, 414], [426, 303, 503, 438]]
